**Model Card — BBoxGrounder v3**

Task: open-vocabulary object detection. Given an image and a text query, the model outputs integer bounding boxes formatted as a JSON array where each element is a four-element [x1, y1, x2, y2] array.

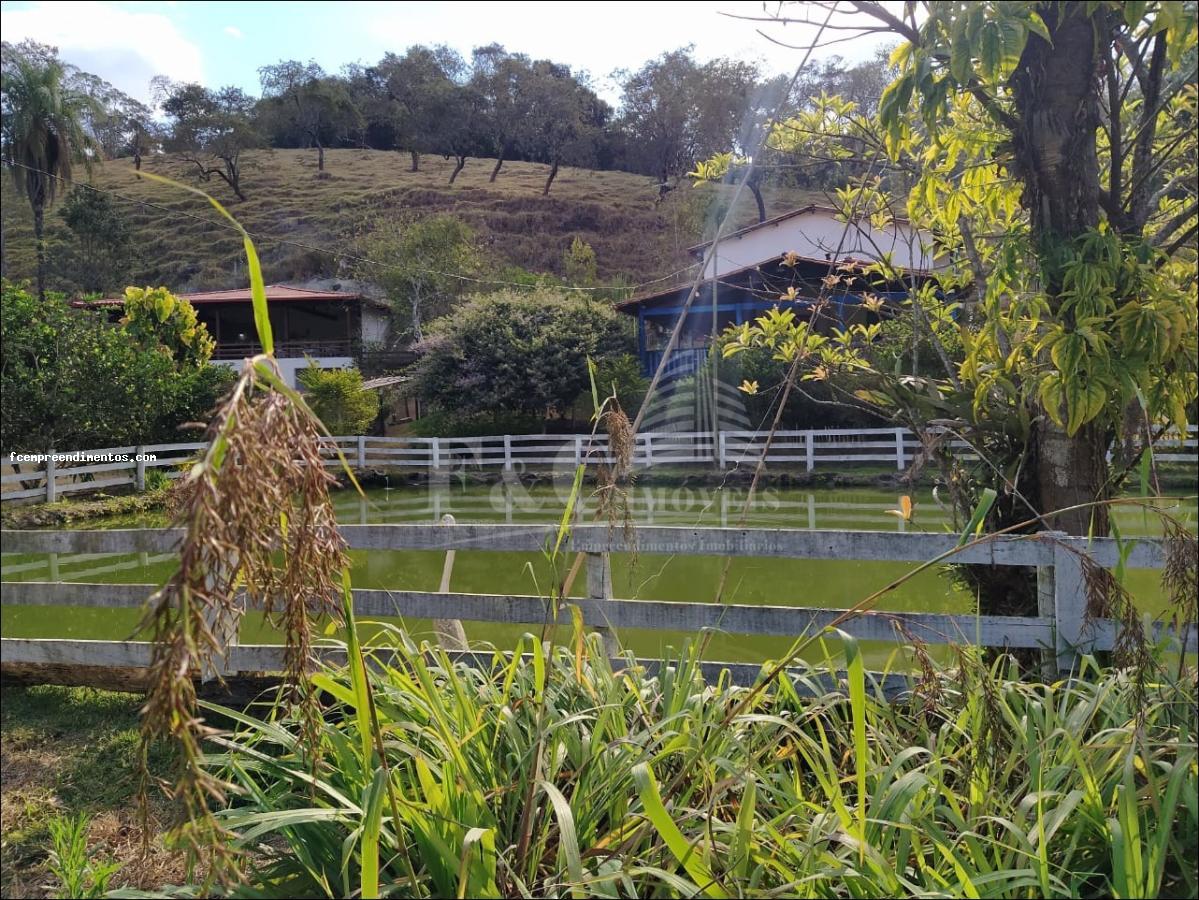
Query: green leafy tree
[[119, 286, 216, 368], [407, 287, 634, 427], [1, 49, 100, 299], [56, 186, 133, 294], [356, 215, 482, 341], [617, 48, 759, 184], [1, 281, 232, 450], [296, 363, 380, 434], [562, 236, 598, 287], [371, 44, 463, 172], [523, 60, 609, 195], [469, 44, 535, 182], [715, 2, 1198, 616]]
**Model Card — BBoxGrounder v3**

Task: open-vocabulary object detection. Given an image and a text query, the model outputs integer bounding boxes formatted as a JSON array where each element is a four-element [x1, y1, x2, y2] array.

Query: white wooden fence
[[4, 426, 1196, 505], [1, 524, 1195, 687]]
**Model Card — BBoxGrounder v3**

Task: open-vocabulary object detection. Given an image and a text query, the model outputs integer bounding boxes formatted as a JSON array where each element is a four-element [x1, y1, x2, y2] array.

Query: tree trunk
[[222, 162, 248, 202], [411, 286, 423, 342], [409, 150, 420, 172], [543, 160, 560, 196], [1035, 419, 1111, 535], [33, 201, 46, 301], [748, 179, 767, 223], [490, 152, 504, 183], [1010, 3, 1107, 547], [448, 155, 467, 184]]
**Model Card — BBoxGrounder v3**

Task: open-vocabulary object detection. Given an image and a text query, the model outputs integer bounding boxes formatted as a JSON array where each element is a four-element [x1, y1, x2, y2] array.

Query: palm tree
[[2, 55, 98, 299]]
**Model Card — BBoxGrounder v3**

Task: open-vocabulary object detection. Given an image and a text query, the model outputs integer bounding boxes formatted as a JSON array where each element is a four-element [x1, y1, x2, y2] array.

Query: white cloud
[[224, 25, 244, 39], [1, 1, 204, 102]]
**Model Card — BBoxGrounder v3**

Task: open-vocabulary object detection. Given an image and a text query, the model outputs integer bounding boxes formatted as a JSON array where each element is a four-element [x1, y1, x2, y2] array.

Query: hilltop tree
[[374, 45, 464, 173], [433, 80, 484, 185], [1, 49, 99, 299], [470, 44, 536, 182], [525, 61, 609, 195], [159, 81, 259, 200], [617, 48, 758, 185], [259, 60, 361, 171], [356, 215, 481, 341]]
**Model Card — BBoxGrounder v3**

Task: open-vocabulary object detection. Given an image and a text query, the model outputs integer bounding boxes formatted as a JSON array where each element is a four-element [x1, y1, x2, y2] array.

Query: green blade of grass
[[632, 762, 729, 899]]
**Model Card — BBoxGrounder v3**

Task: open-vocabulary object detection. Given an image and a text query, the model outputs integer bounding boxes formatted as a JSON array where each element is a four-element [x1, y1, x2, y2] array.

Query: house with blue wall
[[617, 205, 945, 378]]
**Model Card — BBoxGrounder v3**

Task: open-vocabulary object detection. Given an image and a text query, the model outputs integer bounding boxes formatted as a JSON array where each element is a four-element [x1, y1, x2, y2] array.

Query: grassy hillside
[[1, 149, 821, 295]]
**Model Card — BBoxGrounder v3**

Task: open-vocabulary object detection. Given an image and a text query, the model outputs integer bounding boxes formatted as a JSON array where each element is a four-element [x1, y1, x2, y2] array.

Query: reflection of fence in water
[[5, 427, 1196, 505], [329, 487, 955, 532]]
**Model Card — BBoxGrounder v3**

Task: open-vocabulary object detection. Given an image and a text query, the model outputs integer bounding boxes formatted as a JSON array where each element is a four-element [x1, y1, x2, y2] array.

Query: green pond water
[[2, 484, 1193, 668]]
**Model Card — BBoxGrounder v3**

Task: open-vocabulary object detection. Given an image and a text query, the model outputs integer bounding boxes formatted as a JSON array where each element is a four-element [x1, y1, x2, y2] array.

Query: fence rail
[[5, 426, 1196, 505], [2, 524, 1195, 687]]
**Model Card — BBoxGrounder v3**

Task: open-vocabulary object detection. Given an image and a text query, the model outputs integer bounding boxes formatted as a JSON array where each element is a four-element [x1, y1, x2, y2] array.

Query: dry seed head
[[137, 361, 348, 881]]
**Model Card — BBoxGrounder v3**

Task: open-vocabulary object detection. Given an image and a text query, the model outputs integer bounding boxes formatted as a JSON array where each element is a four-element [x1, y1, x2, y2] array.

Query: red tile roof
[[180, 285, 363, 304], [75, 284, 366, 309]]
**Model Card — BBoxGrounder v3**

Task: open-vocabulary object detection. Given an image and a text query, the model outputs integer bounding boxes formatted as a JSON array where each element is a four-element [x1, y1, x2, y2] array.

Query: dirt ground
[[0, 684, 186, 898]]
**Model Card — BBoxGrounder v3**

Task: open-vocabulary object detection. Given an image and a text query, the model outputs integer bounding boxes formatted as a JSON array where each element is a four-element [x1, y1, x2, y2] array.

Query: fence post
[[586, 551, 621, 658], [1036, 544, 1059, 681], [644, 434, 654, 468], [503, 435, 513, 472], [574, 436, 583, 466], [431, 437, 441, 471], [357, 435, 367, 470], [894, 428, 906, 471], [433, 513, 468, 650], [805, 431, 815, 472], [1052, 537, 1089, 674], [134, 446, 146, 492], [718, 431, 728, 468], [45, 450, 56, 503]]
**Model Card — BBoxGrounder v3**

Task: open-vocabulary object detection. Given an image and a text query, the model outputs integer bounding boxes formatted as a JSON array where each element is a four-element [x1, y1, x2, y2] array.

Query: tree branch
[[1154, 203, 1199, 252]]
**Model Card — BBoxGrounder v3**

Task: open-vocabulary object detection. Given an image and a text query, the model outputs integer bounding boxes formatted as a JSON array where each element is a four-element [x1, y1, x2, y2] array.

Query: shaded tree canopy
[[258, 60, 362, 171]]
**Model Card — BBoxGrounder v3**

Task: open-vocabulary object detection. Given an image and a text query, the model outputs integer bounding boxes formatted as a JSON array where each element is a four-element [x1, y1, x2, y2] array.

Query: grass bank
[[0, 149, 820, 292], [0, 489, 170, 530]]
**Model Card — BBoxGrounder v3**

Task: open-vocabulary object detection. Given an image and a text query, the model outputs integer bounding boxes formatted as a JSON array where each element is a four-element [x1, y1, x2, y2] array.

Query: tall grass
[[162, 631, 1198, 899]]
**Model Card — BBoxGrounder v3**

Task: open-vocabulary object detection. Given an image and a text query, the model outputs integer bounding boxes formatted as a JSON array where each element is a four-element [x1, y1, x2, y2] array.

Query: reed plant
[[134, 630, 1196, 899]]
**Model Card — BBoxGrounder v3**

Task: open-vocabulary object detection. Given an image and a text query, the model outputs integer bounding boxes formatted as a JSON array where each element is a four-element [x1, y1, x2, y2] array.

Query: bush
[[296, 363, 380, 434], [407, 287, 635, 430]]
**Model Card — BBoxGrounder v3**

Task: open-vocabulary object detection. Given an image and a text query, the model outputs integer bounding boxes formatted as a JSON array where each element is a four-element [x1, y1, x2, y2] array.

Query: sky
[[0, 0, 892, 105]]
